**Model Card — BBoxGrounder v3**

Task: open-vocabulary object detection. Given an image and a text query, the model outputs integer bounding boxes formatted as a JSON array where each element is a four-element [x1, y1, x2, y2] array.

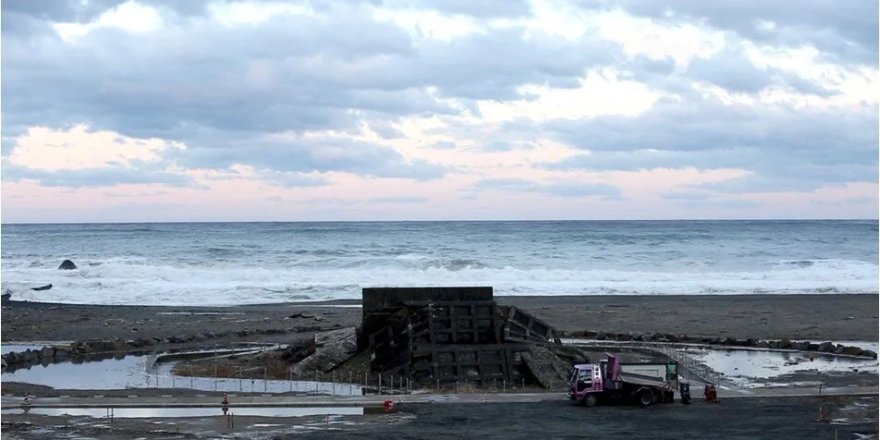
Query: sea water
[[1, 220, 876, 305]]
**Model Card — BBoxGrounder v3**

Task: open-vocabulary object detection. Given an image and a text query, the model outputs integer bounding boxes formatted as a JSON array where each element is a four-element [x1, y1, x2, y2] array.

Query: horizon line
[[2, 218, 877, 226]]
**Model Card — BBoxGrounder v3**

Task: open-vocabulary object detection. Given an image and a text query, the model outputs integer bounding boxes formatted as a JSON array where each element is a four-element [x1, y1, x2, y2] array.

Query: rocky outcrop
[[293, 327, 358, 376], [568, 330, 877, 359], [58, 260, 77, 270]]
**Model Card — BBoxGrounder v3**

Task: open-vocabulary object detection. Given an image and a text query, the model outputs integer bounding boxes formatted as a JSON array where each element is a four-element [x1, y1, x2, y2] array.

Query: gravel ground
[[3, 294, 877, 344]]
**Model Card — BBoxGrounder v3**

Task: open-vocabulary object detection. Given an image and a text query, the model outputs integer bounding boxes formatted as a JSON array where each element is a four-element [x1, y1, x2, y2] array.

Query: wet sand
[[2, 294, 877, 344]]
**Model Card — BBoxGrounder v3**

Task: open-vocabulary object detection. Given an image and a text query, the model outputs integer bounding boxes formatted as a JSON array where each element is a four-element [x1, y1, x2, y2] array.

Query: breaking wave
[[1, 257, 876, 306], [2, 220, 876, 306]]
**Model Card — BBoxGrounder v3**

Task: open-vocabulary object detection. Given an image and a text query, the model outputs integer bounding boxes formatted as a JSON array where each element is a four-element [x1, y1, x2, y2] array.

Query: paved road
[[3, 394, 877, 440], [3, 385, 877, 410]]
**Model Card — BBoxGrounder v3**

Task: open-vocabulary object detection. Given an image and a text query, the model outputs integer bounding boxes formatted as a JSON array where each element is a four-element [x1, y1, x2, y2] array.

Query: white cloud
[[522, 0, 590, 41], [8, 125, 185, 172], [53, 1, 164, 42], [207, 0, 315, 27], [477, 68, 665, 122], [744, 43, 879, 108], [593, 9, 726, 68]]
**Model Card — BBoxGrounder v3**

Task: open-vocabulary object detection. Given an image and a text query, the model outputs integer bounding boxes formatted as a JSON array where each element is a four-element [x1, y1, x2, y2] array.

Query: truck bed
[[620, 363, 668, 380], [617, 371, 676, 390]]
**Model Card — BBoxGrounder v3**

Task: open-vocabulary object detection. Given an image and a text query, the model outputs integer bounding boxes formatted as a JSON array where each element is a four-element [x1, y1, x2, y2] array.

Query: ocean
[[1, 220, 877, 306]]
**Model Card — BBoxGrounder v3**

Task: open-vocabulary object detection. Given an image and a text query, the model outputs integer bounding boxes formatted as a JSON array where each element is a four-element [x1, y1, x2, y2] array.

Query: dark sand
[[2, 294, 877, 344], [500, 294, 879, 341]]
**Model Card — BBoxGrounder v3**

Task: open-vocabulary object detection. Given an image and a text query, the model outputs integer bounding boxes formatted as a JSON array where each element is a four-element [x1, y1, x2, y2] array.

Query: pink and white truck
[[568, 354, 684, 407]]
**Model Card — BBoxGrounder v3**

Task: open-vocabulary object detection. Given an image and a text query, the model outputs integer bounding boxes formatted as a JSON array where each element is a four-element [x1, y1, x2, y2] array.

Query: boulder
[[69, 341, 86, 353], [817, 342, 835, 353], [21, 350, 39, 363], [91, 340, 118, 352], [58, 259, 77, 270], [53, 348, 70, 361], [842, 346, 864, 356], [4, 352, 18, 366]]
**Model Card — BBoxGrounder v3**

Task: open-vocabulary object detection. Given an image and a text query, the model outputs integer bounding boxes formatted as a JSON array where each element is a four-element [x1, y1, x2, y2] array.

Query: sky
[[1, 0, 878, 222]]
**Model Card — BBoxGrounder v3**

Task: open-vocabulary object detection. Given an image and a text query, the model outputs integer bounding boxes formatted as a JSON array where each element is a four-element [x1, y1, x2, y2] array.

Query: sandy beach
[[3, 294, 877, 344]]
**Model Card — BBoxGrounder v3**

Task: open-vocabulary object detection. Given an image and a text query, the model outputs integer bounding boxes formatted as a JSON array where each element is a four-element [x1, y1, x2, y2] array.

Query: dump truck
[[568, 353, 680, 407]]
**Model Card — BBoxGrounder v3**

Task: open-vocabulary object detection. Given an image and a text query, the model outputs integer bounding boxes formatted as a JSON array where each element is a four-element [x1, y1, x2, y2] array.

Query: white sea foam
[[2, 257, 876, 306]]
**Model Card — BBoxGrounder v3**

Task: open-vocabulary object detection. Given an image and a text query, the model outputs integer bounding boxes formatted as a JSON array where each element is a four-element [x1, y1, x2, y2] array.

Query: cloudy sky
[[2, 0, 877, 222]]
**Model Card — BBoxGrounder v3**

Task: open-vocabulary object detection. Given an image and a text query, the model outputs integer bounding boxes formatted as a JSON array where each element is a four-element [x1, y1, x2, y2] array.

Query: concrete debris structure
[[360, 287, 578, 389], [293, 326, 359, 376]]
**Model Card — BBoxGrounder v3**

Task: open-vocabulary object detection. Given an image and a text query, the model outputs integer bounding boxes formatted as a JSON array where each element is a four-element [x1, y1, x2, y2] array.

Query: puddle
[[564, 338, 878, 389], [684, 347, 879, 388], [2, 354, 362, 396], [1, 406, 364, 418]]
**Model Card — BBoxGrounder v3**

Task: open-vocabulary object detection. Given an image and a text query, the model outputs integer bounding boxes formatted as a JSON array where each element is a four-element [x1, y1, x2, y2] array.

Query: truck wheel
[[638, 389, 654, 407], [584, 395, 597, 407]]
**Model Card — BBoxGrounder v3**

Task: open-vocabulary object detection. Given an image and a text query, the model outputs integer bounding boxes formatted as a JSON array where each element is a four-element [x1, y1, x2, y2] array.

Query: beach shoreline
[[3, 293, 877, 343]]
